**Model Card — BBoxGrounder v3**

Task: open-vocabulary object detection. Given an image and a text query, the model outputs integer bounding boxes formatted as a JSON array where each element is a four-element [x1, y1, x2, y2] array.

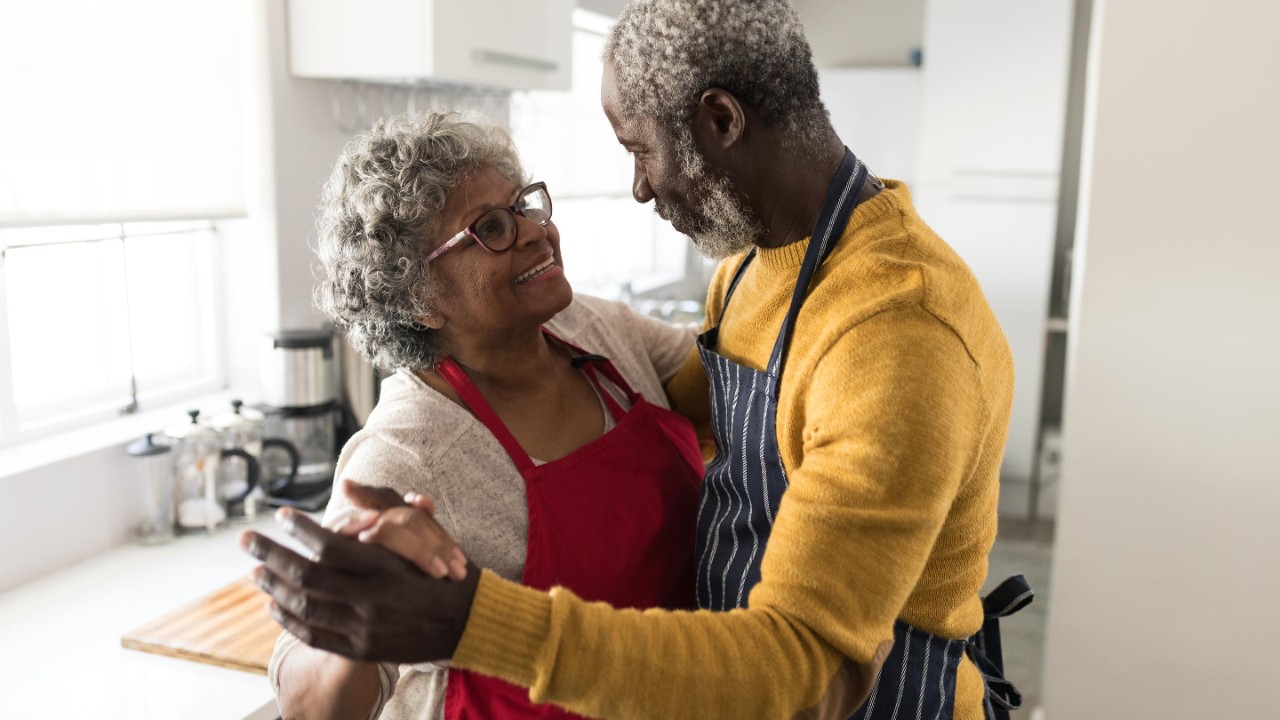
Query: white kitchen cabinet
[[914, 0, 1073, 497], [287, 0, 574, 91]]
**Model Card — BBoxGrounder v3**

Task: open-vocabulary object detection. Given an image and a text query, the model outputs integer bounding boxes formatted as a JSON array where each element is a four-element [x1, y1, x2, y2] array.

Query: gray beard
[[660, 136, 764, 261]]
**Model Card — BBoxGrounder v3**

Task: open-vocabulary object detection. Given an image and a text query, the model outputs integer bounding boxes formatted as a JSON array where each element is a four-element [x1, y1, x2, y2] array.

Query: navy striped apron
[[694, 148, 1030, 719]]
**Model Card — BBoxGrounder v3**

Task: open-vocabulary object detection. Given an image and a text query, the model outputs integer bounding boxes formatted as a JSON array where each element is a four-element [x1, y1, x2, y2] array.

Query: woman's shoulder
[[347, 370, 483, 470], [547, 293, 630, 331]]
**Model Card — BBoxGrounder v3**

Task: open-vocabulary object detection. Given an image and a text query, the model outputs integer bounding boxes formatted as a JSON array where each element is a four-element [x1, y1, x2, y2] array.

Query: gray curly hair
[[604, 0, 830, 156], [314, 113, 526, 370]]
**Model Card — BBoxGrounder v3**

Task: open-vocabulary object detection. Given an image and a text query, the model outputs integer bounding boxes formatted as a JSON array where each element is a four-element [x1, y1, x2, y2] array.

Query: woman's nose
[[512, 213, 548, 247]]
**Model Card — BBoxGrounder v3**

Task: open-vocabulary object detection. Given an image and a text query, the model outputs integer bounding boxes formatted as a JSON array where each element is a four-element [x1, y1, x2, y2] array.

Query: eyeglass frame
[[424, 181, 552, 263]]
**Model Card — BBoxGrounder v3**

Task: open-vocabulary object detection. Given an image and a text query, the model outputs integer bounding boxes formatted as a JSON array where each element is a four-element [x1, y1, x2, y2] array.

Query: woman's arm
[[273, 643, 382, 720]]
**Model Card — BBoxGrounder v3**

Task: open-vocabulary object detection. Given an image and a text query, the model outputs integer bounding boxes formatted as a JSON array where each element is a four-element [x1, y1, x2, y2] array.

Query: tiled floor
[[982, 517, 1055, 718]]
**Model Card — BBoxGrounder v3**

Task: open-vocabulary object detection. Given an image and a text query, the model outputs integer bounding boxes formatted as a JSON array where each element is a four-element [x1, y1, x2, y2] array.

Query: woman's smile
[[515, 253, 561, 284]]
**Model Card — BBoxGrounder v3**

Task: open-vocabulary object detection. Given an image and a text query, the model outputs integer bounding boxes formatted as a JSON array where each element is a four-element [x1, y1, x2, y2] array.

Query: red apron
[[439, 335, 703, 720]]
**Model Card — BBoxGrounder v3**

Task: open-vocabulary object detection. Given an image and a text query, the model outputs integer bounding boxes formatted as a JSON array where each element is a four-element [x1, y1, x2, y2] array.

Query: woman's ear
[[418, 311, 445, 330]]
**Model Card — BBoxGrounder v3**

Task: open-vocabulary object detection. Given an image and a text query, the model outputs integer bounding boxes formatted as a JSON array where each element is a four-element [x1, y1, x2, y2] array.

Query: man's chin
[[688, 229, 755, 261]]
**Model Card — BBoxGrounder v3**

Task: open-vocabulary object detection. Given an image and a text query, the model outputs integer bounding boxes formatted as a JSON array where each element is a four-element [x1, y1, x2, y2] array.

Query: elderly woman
[[268, 113, 704, 719]]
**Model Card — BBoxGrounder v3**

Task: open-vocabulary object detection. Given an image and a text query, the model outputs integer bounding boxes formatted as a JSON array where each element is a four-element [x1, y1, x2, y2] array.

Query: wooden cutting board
[[121, 576, 280, 674]]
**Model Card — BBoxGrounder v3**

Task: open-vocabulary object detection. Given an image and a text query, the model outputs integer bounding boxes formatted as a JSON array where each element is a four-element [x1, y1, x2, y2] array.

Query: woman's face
[[424, 165, 572, 344]]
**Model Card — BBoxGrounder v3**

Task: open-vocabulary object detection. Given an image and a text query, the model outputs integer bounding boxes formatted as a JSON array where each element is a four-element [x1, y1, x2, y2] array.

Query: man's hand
[[241, 507, 479, 664], [333, 480, 469, 581]]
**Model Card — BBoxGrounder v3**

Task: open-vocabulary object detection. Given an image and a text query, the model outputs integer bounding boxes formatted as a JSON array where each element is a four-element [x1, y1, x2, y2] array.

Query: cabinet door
[[287, 0, 572, 91], [432, 0, 572, 90], [288, 0, 432, 79]]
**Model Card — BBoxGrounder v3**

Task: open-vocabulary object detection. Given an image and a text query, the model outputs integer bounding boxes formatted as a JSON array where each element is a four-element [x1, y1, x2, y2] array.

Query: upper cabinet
[[287, 0, 574, 91]]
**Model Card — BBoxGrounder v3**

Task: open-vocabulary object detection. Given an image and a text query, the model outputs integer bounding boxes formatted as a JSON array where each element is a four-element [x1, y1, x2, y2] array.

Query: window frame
[[0, 218, 228, 449]]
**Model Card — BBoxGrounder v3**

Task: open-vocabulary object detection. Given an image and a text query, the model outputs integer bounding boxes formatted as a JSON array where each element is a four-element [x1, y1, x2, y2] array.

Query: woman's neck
[[440, 326, 562, 392]]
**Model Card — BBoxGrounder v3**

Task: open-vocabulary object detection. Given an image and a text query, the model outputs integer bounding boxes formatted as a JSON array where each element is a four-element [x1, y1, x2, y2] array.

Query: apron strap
[[434, 357, 537, 474], [543, 327, 643, 409], [715, 250, 759, 322], [967, 574, 1034, 720], [767, 148, 869, 379], [434, 331, 640, 471]]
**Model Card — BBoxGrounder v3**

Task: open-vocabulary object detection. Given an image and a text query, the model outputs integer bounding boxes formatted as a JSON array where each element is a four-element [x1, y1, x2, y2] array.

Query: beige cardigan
[[268, 294, 696, 720]]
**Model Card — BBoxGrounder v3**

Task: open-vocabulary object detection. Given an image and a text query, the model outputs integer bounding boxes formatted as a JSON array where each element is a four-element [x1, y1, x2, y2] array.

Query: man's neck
[[753, 137, 870, 249]]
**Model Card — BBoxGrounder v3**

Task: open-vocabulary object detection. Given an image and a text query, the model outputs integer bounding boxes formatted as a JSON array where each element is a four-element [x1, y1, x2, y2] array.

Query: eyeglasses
[[425, 181, 553, 263]]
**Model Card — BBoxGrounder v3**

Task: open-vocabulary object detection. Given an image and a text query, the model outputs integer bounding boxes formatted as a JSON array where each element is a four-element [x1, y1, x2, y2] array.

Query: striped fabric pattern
[[693, 328, 788, 610], [852, 622, 966, 720]]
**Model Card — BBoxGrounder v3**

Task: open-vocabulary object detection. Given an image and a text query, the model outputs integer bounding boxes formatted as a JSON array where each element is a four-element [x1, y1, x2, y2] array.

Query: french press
[[210, 399, 299, 521], [163, 409, 226, 534]]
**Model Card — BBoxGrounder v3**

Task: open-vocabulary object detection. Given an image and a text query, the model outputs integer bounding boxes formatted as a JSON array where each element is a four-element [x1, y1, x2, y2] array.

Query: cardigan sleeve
[[451, 306, 989, 719]]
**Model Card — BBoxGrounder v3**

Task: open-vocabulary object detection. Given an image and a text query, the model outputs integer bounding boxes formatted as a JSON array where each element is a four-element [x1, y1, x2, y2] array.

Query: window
[[0, 222, 224, 444], [0, 1, 242, 447], [510, 10, 714, 304]]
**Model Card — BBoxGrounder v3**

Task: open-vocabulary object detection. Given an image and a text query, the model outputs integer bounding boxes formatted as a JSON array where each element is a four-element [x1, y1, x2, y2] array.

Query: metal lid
[[268, 330, 333, 356], [209, 399, 264, 431], [125, 433, 170, 457], [163, 409, 216, 441]]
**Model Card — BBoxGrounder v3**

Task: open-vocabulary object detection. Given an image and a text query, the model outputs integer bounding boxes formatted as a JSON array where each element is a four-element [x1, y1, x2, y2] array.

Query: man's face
[[600, 60, 762, 259]]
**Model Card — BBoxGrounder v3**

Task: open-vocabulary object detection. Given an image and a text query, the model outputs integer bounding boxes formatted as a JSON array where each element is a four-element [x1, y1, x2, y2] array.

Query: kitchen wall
[[1042, 0, 1280, 715]]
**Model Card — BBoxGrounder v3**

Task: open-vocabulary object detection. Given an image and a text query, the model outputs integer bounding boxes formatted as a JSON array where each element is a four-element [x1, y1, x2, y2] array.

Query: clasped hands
[[240, 480, 477, 664]]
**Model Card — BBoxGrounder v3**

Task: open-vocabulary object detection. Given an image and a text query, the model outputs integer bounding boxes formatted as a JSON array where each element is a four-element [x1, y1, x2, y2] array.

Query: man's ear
[[694, 88, 745, 152]]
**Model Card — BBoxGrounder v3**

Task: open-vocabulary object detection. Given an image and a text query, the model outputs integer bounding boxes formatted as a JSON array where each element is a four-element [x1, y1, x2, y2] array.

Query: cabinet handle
[[472, 49, 558, 73]]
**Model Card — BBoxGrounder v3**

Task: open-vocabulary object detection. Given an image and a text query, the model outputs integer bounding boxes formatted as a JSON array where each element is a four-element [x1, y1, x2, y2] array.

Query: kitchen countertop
[[0, 513, 306, 720]]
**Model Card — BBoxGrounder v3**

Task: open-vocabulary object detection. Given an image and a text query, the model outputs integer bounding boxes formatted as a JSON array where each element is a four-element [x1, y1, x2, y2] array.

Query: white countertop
[[0, 514, 306, 720]]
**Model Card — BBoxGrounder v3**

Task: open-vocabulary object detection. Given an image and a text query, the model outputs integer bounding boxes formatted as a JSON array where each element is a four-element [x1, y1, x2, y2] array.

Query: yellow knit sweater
[[453, 181, 1014, 720]]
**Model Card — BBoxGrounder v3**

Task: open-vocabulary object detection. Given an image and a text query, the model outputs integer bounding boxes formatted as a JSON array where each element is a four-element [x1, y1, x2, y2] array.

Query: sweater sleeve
[[451, 306, 989, 719]]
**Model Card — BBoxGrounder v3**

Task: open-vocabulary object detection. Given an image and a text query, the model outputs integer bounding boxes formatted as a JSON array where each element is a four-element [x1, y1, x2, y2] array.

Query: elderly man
[[245, 1, 1030, 718]]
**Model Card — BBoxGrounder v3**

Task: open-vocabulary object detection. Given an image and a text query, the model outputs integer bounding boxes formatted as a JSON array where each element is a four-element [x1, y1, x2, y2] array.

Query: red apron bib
[[439, 336, 703, 720]]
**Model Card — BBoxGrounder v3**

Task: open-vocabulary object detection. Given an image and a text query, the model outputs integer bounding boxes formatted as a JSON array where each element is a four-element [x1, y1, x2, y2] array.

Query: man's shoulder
[[807, 187, 1009, 370]]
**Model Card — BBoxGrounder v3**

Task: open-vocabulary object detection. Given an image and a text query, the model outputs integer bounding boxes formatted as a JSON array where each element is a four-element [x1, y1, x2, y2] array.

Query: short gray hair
[[314, 113, 526, 370], [605, 0, 829, 153]]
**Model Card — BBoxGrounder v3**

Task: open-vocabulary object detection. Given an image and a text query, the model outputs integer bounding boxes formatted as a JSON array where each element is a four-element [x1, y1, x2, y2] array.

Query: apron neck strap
[[434, 357, 537, 473], [432, 330, 639, 471], [543, 328, 642, 409], [766, 148, 869, 378]]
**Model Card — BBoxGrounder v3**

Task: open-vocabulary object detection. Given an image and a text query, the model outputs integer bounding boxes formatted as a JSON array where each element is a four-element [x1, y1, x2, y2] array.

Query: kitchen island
[[0, 513, 303, 719]]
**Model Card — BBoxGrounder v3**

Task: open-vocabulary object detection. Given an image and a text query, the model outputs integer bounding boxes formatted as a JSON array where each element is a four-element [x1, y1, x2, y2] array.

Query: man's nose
[[633, 165, 654, 204]]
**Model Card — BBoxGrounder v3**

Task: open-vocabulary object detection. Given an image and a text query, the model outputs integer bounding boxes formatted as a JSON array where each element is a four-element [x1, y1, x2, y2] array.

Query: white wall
[[1042, 0, 1280, 716], [795, 0, 924, 68], [819, 68, 920, 187]]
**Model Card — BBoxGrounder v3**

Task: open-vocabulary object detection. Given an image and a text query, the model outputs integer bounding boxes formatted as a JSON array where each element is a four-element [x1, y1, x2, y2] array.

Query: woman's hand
[[335, 480, 468, 581]]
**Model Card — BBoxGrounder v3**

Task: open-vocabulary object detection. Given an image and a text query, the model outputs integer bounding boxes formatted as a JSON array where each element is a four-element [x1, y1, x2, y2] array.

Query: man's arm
[[248, 307, 986, 719], [451, 307, 987, 718]]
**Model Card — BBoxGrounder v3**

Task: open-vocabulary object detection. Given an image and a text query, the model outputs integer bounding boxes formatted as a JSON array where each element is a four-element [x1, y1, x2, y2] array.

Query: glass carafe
[[125, 433, 175, 544], [164, 409, 226, 534]]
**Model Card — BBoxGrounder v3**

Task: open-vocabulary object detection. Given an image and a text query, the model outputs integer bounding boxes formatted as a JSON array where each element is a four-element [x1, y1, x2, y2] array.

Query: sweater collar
[[754, 179, 905, 272]]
